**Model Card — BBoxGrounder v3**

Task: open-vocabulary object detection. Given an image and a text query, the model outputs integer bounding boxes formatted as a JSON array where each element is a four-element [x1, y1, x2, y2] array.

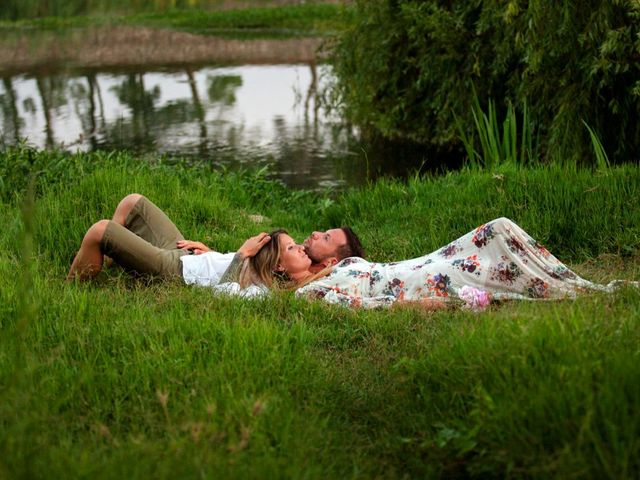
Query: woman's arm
[[218, 253, 245, 284], [297, 284, 449, 311], [296, 284, 396, 309], [218, 232, 271, 284]]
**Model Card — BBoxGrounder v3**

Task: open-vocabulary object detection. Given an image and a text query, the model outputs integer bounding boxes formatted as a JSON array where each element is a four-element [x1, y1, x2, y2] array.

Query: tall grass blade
[[454, 111, 479, 168], [17, 179, 36, 340], [520, 102, 529, 164], [509, 103, 517, 163], [583, 121, 611, 170]]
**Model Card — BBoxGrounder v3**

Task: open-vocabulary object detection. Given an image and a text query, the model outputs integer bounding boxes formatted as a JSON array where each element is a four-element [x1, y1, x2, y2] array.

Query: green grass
[[126, 4, 355, 37], [0, 3, 354, 39], [1, 146, 639, 478]]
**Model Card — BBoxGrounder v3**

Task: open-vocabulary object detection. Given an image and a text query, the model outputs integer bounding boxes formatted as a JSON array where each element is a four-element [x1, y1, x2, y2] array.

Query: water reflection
[[1, 64, 447, 189]]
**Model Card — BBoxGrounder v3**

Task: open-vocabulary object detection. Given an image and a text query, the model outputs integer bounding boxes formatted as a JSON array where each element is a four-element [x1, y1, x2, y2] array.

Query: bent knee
[[491, 217, 516, 231], [123, 193, 144, 205], [85, 219, 110, 244]]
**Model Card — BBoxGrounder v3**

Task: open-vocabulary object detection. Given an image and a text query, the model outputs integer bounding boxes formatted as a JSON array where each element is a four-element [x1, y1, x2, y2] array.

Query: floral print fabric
[[295, 217, 625, 309]]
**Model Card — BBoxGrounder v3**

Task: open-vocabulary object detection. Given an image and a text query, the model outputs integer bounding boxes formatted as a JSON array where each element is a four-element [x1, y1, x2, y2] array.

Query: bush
[[330, 0, 640, 165]]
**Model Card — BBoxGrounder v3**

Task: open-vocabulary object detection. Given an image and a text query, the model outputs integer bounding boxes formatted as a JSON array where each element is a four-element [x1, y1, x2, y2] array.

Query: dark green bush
[[330, 0, 640, 165]]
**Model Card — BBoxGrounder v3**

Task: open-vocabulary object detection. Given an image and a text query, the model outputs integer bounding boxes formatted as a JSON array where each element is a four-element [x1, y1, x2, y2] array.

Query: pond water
[[2, 64, 353, 189], [0, 29, 449, 190]]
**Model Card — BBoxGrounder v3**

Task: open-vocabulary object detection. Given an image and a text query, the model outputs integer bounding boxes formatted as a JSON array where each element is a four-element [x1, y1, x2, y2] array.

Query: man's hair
[[336, 226, 365, 260]]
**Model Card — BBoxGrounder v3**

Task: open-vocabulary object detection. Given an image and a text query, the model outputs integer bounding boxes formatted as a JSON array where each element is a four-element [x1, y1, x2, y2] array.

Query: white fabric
[[295, 218, 638, 309], [180, 251, 236, 287], [211, 282, 269, 298]]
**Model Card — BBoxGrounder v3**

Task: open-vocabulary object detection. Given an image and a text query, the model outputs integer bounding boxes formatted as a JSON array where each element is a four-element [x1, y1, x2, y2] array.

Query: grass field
[[1, 147, 639, 478]]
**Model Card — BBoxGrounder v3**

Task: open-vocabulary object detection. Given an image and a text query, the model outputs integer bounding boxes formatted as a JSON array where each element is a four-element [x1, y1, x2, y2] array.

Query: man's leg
[[112, 193, 143, 226], [67, 220, 110, 281], [105, 194, 185, 268], [118, 194, 185, 248], [68, 220, 185, 281], [104, 193, 144, 268]]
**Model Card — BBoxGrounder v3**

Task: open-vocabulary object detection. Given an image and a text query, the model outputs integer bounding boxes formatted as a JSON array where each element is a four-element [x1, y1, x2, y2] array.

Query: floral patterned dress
[[295, 217, 633, 308]]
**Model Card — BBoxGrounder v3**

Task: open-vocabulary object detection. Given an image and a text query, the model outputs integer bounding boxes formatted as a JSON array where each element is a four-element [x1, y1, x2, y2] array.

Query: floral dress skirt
[[295, 217, 634, 308]]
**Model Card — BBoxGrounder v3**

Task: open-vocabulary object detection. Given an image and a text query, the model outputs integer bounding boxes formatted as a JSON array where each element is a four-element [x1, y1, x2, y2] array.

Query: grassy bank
[[0, 3, 354, 38], [1, 147, 639, 478], [127, 3, 354, 37]]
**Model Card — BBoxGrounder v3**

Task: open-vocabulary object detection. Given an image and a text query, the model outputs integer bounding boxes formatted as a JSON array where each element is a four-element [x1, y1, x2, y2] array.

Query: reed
[[583, 120, 611, 171], [456, 95, 537, 169]]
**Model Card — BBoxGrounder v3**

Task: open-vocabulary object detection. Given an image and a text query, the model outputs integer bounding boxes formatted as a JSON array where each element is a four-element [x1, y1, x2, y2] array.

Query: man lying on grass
[[66, 193, 364, 286]]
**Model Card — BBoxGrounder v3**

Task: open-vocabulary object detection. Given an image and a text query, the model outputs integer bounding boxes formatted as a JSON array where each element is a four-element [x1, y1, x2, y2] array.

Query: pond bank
[[0, 26, 324, 74]]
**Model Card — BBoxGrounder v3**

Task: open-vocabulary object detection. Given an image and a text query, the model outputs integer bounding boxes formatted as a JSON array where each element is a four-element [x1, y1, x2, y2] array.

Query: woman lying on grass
[[216, 218, 638, 310], [66, 194, 362, 294]]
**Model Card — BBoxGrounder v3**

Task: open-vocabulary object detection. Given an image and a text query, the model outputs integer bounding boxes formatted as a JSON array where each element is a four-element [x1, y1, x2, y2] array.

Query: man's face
[[303, 228, 347, 265]]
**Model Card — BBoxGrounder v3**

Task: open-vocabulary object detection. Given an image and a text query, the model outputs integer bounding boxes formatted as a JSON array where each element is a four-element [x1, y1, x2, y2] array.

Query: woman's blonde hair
[[238, 229, 288, 289], [238, 229, 333, 290]]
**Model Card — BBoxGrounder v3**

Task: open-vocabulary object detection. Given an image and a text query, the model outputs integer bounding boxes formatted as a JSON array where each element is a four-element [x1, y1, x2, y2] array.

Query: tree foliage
[[330, 0, 640, 164]]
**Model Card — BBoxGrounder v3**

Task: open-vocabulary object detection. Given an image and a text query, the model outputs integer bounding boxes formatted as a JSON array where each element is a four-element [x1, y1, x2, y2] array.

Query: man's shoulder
[[336, 257, 368, 267]]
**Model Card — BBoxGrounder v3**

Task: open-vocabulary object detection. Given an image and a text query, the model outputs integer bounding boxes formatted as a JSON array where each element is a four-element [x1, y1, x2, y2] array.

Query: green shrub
[[330, 0, 640, 165]]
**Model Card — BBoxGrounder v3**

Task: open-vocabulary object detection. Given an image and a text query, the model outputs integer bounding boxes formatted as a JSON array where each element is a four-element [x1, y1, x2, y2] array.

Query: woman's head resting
[[273, 232, 312, 281], [246, 229, 287, 287], [247, 230, 313, 288]]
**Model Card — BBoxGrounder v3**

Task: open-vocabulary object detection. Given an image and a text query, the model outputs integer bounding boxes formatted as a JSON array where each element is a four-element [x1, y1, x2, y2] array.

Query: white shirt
[[210, 281, 269, 298], [180, 251, 236, 287]]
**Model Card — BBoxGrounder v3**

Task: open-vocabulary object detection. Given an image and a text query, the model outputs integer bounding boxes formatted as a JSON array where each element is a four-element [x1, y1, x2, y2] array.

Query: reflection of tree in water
[[69, 74, 107, 149], [22, 97, 37, 115], [266, 64, 355, 189], [304, 61, 320, 128], [202, 74, 244, 157], [269, 112, 344, 189], [105, 72, 206, 151], [186, 67, 206, 154], [99, 71, 245, 154], [35, 74, 70, 147], [109, 73, 160, 149], [207, 75, 242, 105], [1, 65, 420, 189], [0, 78, 23, 143], [1, 74, 69, 147]]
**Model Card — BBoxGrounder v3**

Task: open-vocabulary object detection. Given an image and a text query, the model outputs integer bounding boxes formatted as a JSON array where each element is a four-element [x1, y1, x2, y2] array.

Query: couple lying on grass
[[67, 194, 637, 310]]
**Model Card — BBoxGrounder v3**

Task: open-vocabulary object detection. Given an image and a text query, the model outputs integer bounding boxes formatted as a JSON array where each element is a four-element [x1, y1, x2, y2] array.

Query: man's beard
[[304, 245, 322, 264]]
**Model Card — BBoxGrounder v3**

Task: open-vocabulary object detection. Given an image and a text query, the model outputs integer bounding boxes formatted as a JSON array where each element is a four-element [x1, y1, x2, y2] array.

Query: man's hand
[[177, 240, 211, 255], [238, 232, 271, 258]]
